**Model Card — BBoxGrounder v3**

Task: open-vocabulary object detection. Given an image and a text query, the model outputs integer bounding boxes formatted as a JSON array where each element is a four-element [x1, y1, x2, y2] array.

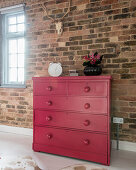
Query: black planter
[[84, 65, 102, 76]]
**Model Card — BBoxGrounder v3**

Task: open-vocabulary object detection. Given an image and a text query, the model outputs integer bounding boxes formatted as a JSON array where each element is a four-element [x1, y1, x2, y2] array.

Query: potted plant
[[83, 52, 103, 76]]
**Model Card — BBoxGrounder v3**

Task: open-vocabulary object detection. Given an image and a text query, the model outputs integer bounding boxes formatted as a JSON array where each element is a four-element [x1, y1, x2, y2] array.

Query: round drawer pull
[[47, 86, 52, 91], [84, 139, 90, 145], [46, 101, 52, 106], [47, 134, 53, 139], [84, 86, 90, 92], [46, 116, 52, 121], [84, 103, 90, 109], [83, 120, 90, 126]]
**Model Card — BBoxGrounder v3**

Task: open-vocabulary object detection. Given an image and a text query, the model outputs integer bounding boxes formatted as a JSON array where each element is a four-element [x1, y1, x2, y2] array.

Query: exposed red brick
[[0, 0, 135, 142], [101, 0, 118, 5], [72, 0, 90, 6]]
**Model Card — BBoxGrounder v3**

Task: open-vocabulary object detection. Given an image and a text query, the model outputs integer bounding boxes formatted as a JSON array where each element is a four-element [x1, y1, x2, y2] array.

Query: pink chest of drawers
[[32, 76, 111, 165]]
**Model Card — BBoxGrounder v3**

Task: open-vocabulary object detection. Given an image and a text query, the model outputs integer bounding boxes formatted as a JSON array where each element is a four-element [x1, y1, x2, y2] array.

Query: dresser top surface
[[32, 76, 112, 81]]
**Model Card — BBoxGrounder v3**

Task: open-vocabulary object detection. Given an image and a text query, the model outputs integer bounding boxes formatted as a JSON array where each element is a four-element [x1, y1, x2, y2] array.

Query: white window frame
[[0, 4, 26, 88]]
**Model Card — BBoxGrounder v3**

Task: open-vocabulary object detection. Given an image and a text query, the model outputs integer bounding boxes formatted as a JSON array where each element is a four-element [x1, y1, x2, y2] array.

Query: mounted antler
[[42, 2, 55, 22], [42, 0, 71, 35]]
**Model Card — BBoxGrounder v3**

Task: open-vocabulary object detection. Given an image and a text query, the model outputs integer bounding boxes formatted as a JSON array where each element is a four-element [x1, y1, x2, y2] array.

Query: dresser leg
[[32, 143, 40, 152]]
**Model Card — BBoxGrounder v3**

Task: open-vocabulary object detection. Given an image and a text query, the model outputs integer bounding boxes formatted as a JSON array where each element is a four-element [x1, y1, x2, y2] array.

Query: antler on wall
[[42, 0, 71, 35], [42, 2, 55, 22], [59, 0, 71, 21]]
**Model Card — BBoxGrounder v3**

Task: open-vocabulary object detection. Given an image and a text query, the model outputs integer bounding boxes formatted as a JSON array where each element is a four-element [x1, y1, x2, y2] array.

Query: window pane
[[9, 40, 17, 54], [17, 15, 24, 23], [5, 13, 25, 85], [18, 68, 24, 82], [17, 24, 24, 32], [9, 25, 17, 32], [18, 38, 24, 53], [8, 16, 16, 24], [18, 54, 24, 67], [9, 68, 17, 82], [9, 54, 17, 67]]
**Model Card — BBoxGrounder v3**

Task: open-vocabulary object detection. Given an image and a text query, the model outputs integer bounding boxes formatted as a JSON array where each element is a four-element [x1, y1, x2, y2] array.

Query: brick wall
[[0, 0, 136, 142]]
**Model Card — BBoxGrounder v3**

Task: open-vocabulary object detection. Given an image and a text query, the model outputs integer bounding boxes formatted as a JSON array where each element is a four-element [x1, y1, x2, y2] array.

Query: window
[[0, 4, 25, 87]]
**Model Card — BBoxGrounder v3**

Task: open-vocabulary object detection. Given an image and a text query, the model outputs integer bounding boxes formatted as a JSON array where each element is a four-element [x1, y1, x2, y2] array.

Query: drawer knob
[[84, 139, 90, 145], [46, 101, 52, 106], [83, 120, 90, 126], [46, 116, 52, 121], [47, 86, 52, 91], [84, 103, 90, 109], [47, 134, 53, 139], [84, 86, 90, 92]]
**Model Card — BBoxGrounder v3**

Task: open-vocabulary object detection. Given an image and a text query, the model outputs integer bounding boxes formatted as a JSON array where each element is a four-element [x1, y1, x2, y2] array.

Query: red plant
[[83, 52, 103, 66]]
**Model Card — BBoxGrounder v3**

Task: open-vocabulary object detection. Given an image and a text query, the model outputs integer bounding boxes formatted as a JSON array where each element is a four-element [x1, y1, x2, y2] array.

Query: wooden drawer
[[33, 82, 67, 96], [68, 81, 107, 96], [34, 126, 107, 155], [35, 110, 108, 133], [34, 96, 107, 114], [33, 143, 108, 165]]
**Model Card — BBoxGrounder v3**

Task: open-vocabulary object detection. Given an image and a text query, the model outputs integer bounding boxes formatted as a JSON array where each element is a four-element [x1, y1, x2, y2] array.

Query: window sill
[[0, 84, 26, 88]]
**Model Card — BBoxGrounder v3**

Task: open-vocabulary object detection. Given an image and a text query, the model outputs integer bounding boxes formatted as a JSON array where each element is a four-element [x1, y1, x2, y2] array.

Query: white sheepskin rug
[[0, 155, 41, 170], [61, 164, 107, 170]]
